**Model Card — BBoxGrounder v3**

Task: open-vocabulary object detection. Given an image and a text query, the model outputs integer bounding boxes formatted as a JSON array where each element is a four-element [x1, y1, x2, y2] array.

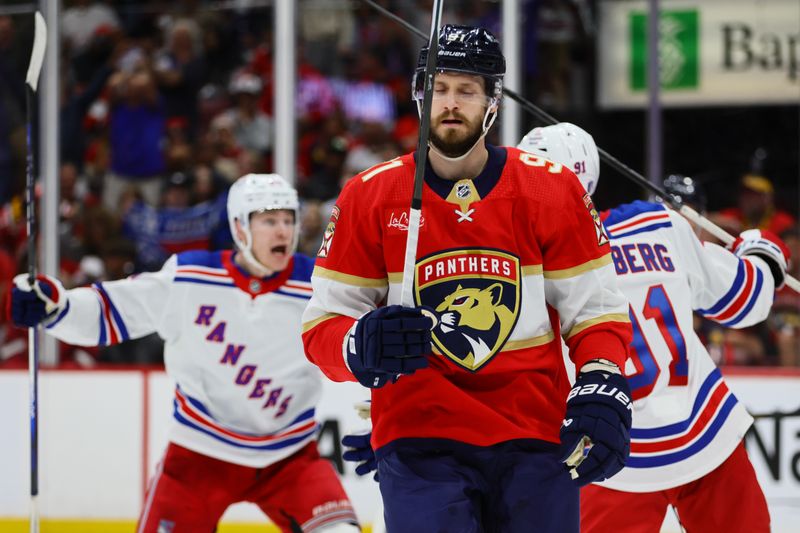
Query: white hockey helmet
[[227, 174, 299, 275], [517, 123, 600, 196]]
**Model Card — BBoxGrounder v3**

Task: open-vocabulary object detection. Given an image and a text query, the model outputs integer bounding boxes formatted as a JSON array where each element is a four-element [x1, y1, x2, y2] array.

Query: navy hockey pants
[[376, 439, 578, 533]]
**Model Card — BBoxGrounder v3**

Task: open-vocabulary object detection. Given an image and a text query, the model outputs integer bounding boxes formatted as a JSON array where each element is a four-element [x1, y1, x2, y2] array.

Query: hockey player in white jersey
[[518, 123, 788, 532], [11, 174, 359, 533]]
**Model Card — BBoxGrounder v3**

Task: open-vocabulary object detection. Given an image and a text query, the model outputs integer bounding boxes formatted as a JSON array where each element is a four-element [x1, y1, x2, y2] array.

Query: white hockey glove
[[730, 229, 790, 289]]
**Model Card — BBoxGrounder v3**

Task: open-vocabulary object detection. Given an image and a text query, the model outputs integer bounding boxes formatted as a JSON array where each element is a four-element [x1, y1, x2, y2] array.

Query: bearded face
[[429, 107, 487, 158], [425, 72, 494, 158]]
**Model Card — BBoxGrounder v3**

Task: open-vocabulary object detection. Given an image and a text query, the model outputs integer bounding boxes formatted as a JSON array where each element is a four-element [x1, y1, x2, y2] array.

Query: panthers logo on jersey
[[415, 249, 520, 372], [584, 193, 610, 247], [317, 205, 340, 258]]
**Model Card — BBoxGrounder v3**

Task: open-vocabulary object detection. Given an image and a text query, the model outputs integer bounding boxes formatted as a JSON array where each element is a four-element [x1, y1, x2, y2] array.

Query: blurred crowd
[[0, 0, 796, 368]]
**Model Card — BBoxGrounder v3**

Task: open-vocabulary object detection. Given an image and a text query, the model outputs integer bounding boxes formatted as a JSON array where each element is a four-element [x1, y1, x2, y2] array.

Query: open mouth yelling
[[271, 245, 288, 256]]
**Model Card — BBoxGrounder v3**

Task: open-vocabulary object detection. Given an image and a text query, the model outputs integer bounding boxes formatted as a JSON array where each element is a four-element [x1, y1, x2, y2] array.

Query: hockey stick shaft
[[400, 0, 443, 307], [362, 0, 800, 294], [25, 11, 46, 533]]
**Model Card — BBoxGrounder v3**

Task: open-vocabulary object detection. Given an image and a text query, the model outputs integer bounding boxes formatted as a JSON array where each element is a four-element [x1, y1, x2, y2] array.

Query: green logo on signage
[[631, 10, 699, 90]]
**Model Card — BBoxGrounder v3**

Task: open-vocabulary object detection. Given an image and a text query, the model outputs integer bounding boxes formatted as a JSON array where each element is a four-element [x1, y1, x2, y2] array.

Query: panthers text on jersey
[[43, 250, 321, 468], [302, 146, 632, 452], [598, 201, 775, 492]]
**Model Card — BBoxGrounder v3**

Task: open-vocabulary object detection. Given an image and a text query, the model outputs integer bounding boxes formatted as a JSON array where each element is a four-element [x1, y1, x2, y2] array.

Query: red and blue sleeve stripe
[[93, 283, 130, 345], [698, 258, 764, 327]]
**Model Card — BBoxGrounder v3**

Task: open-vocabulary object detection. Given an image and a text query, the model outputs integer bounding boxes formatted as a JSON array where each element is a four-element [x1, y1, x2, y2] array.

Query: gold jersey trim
[[430, 330, 555, 356], [521, 264, 544, 276], [313, 266, 388, 288], [504, 331, 556, 351], [360, 159, 403, 182], [302, 313, 341, 333], [543, 254, 612, 279], [565, 313, 631, 339]]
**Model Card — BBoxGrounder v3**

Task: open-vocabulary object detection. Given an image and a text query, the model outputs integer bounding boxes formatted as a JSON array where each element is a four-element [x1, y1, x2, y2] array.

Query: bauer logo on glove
[[559, 360, 633, 486]]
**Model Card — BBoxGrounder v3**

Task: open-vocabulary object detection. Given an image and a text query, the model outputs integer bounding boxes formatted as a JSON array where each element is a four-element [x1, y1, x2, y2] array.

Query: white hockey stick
[[25, 11, 47, 533], [391, 0, 443, 524], [400, 0, 444, 308]]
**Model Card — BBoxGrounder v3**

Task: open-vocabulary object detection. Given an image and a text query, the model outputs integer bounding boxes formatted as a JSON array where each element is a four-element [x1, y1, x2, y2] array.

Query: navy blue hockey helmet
[[413, 25, 506, 103], [662, 174, 707, 211]]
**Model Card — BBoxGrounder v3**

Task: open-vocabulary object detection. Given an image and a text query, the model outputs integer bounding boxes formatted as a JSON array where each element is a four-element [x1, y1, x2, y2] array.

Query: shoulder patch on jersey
[[583, 193, 610, 247], [415, 249, 521, 372], [176, 249, 224, 268], [317, 204, 340, 258]]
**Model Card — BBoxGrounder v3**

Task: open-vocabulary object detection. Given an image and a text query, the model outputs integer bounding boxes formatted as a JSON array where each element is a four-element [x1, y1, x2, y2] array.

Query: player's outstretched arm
[[10, 256, 177, 347], [559, 359, 633, 486]]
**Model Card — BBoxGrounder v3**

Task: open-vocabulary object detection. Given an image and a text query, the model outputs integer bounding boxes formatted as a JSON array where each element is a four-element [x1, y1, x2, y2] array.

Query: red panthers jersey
[[302, 146, 632, 450]]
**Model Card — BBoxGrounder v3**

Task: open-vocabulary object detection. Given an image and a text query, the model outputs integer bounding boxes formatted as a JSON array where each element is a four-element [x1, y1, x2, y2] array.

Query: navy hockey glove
[[10, 274, 66, 328], [347, 305, 433, 389], [559, 360, 632, 486], [730, 229, 790, 289], [342, 431, 378, 480], [346, 305, 434, 388]]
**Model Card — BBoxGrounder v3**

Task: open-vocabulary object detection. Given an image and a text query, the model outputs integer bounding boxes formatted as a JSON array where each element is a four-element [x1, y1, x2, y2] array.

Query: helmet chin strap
[[236, 227, 274, 277], [239, 247, 274, 277], [426, 102, 498, 163]]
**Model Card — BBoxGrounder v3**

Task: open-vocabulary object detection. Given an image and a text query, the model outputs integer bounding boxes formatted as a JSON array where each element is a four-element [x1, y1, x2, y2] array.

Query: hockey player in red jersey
[[302, 25, 633, 532], [518, 123, 787, 533], [11, 174, 359, 533]]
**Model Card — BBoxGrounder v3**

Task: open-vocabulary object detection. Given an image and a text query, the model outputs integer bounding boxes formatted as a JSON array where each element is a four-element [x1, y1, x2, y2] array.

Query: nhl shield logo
[[415, 249, 521, 372]]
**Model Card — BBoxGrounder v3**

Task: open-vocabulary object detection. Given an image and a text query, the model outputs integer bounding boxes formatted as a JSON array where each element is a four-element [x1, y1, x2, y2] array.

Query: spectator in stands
[[771, 226, 800, 367], [153, 18, 207, 139], [719, 174, 797, 236], [301, 136, 349, 202], [213, 72, 272, 158], [105, 56, 166, 209], [123, 172, 227, 271], [60, 42, 116, 169], [343, 120, 401, 178]]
